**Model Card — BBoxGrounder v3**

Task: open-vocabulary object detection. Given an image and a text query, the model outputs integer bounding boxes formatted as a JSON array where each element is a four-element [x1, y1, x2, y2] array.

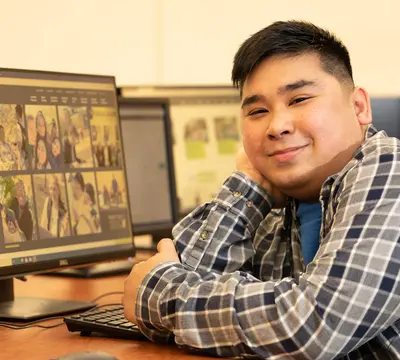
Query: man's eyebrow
[[241, 94, 266, 109], [241, 80, 318, 109], [277, 79, 317, 95]]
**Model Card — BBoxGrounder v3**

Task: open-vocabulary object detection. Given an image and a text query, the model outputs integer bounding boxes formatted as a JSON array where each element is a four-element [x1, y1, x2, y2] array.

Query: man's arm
[[172, 171, 275, 275], [131, 150, 400, 359]]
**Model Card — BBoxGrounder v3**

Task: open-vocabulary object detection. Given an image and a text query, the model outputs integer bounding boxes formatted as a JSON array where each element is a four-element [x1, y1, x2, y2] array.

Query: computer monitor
[[119, 86, 241, 217], [0, 68, 134, 320], [118, 97, 178, 245], [370, 97, 400, 139]]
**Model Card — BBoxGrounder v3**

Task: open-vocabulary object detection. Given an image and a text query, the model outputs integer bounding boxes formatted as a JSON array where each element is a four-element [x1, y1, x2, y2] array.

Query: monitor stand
[[0, 278, 95, 321], [44, 260, 134, 278]]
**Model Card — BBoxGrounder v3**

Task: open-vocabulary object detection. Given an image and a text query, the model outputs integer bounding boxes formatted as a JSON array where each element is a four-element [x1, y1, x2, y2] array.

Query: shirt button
[[246, 200, 253, 207], [200, 231, 208, 240], [233, 191, 242, 198]]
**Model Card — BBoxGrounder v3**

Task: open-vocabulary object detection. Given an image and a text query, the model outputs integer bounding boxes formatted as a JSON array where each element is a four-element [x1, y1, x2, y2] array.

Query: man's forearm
[[172, 171, 274, 274]]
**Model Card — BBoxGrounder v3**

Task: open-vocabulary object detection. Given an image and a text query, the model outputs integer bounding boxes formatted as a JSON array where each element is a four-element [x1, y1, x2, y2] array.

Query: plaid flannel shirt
[[135, 126, 400, 359]]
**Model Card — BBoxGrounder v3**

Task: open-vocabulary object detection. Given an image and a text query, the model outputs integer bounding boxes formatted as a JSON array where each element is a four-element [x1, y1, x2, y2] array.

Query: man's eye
[[290, 97, 309, 105], [248, 109, 268, 116]]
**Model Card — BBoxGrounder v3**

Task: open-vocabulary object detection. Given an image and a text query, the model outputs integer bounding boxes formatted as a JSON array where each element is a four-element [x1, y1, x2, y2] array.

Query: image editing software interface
[[0, 68, 133, 320], [119, 98, 178, 243]]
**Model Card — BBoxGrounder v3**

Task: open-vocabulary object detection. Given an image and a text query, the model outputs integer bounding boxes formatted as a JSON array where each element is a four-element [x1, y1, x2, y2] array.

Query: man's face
[[241, 53, 371, 201]]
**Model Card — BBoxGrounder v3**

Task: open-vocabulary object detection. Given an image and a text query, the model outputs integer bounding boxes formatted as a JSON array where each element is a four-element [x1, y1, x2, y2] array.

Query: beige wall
[[2, 0, 400, 95], [159, 0, 400, 95], [0, 0, 161, 85]]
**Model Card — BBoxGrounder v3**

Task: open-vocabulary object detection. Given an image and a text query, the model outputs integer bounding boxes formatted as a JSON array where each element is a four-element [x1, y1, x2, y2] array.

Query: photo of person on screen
[[49, 119, 58, 144], [0, 104, 32, 171], [35, 139, 51, 170], [9, 178, 35, 241], [49, 137, 62, 169], [0, 124, 17, 171], [1, 207, 26, 244], [63, 128, 83, 167], [59, 106, 94, 168], [96, 171, 127, 209], [95, 171, 128, 232], [90, 107, 122, 168], [67, 171, 101, 236], [14, 104, 29, 168], [25, 105, 61, 170], [10, 125, 27, 170], [81, 183, 100, 233], [26, 115, 36, 169], [36, 174, 70, 239], [14, 105, 27, 148], [36, 111, 47, 143]]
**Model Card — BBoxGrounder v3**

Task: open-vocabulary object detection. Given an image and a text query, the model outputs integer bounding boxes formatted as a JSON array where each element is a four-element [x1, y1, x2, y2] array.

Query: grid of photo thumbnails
[[0, 103, 129, 246]]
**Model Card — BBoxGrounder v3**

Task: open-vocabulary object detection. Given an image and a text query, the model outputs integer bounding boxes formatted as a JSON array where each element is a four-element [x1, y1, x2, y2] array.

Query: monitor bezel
[[117, 96, 179, 239], [0, 67, 135, 280]]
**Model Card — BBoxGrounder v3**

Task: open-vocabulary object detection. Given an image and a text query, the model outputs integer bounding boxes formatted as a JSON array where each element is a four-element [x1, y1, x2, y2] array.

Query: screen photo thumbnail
[[91, 107, 123, 168], [0, 104, 29, 171], [0, 175, 37, 244], [96, 170, 127, 209], [66, 171, 101, 236], [25, 105, 62, 170], [33, 173, 71, 239], [59, 106, 94, 169], [96, 170, 129, 233]]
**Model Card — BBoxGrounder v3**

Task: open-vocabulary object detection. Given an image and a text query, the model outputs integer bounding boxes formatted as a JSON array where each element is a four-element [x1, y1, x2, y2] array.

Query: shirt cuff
[[214, 171, 273, 233], [135, 261, 179, 342]]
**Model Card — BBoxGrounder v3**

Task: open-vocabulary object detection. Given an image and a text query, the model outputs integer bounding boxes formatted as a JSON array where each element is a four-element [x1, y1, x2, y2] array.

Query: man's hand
[[236, 147, 287, 208], [123, 238, 180, 324]]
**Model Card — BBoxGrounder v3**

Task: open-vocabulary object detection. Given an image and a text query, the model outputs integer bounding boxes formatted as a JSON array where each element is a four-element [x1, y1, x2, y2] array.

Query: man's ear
[[352, 86, 372, 125]]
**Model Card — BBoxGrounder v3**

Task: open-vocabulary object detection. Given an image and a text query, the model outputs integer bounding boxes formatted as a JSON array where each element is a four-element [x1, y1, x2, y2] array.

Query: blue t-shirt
[[296, 202, 322, 264]]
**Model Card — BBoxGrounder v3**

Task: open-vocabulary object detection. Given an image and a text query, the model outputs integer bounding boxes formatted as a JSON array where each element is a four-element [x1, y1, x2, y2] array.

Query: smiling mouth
[[269, 145, 307, 156], [269, 145, 308, 162]]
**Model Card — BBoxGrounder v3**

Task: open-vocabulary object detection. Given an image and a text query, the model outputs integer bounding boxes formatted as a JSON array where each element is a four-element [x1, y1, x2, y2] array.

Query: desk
[[0, 252, 215, 360]]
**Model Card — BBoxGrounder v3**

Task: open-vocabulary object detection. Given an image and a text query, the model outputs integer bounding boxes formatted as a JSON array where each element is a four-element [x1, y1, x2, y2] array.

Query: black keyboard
[[64, 305, 146, 340]]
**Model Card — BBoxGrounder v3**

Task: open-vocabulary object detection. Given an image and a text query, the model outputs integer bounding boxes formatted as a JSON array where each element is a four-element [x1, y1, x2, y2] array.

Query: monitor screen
[[118, 98, 178, 238], [119, 86, 241, 216], [370, 97, 400, 139], [0, 68, 134, 280]]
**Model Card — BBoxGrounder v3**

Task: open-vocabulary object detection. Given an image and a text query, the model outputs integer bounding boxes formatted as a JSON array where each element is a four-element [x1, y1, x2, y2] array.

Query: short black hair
[[232, 20, 354, 93]]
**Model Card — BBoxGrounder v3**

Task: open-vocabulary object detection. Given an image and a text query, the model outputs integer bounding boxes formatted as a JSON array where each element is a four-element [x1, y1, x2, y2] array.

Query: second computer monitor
[[119, 86, 242, 217], [118, 97, 178, 243], [370, 97, 400, 139]]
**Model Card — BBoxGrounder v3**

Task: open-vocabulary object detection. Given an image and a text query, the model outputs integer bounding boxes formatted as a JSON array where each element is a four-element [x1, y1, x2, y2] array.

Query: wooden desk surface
[[1, 252, 215, 360]]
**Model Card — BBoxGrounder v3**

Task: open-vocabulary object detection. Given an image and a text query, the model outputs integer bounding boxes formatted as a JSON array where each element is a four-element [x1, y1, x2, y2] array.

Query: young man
[[124, 21, 400, 359]]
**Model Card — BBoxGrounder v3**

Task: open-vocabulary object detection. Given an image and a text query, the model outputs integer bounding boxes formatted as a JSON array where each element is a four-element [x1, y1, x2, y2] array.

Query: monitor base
[[44, 260, 134, 278], [0, 296, 95, 321]]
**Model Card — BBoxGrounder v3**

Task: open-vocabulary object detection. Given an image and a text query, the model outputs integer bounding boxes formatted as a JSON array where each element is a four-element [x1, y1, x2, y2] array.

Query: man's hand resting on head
[[236, 147, 287, 208], [123, 238, 180, 325]]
